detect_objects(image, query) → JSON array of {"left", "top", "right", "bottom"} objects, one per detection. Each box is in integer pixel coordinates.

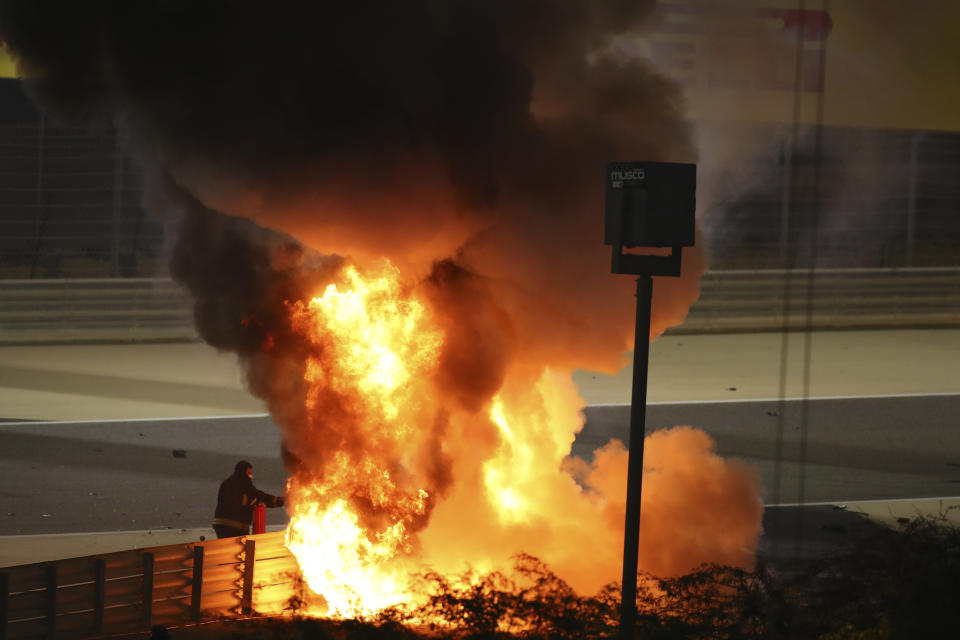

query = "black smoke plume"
[
  {"left": 0, "top": 0, "right": 702, "bottom": 372},
  {"left": 0, "top": 1, "right": 759, "bottom": 595}
]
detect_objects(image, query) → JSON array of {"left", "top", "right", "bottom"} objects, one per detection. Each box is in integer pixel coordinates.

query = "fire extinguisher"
[{"left": 253, "top": 503, "right": 266, "bottom": 535}]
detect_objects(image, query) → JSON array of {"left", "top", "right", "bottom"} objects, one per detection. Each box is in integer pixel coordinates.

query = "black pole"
[
  {"left": 618, "top": 275, "right": 653, "bottom": 639},
  {"left": 191, "top": 545, "right": 204, "bottom": 621},
  {"left": 93, "top": 559, "right": 105, "bottom": 635},
  {"left": 1, "top": 571, "right": 9, "bottom": 640},
  {"left": 142, "top": 552, "right": 155, "bottom": 629},
  {"left": 242, "top": 539, "right": 256, "bottom": 615},
  {"left": 44, "top": 565, "right": 56, "bottom": 640}
]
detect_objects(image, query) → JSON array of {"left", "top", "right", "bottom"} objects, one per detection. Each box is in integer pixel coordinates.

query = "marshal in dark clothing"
[{"left": 213, "top": 460, "right": 285, "bottom": 539}]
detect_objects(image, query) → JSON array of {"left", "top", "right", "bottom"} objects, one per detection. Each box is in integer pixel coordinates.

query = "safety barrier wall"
[
  {"left": 0, "top": 269, "right": 958, "bottom": 344},
  {"left": 674, "top": 267, "right": 960, "bottom": 333},
  {"left": 0, "top": 531, "right": 299, "bottom": 640},
  {"left": 0, "top": 278, "right": 194, "bottom": 344}
]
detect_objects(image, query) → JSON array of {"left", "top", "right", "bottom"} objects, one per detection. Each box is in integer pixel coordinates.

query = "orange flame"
[
  {"left": 276, "top": 257, "right": 763, "bottom": 618},
  {"left": 283, "top": 262, "right": 443, "bottom": 617}
]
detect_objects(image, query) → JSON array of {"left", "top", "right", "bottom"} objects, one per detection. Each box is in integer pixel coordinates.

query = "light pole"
[{"left": 604, "top": 161, "right": 696, "bottom": 639}]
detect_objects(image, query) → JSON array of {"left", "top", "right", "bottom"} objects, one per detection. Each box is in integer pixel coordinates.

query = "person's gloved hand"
[{"left": 277, "top": 497, "right": 285, "bottom": 507}]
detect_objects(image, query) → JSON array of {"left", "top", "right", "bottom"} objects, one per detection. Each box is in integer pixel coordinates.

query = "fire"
[
  {"left": 274, "top": 256, "right": 762, "bottom": 620},
  {"left": 285, "top": 492, "right": 424, "bottom": 616},
  {"left": 0, "top": 0, "right": 767, "bottom": 621},
  {"left": 296, "top": 263, "right": 442, "bottom": 415},
  {"left": 484, "top": 397, "right": 534, "bottom": 524},
  {"left": 283, "top": 261, "right": 443, "bottom": 617}
]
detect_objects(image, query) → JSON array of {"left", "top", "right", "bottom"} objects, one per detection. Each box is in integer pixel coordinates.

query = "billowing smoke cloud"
[
  {"left": 1, "top": 0, "right": 760, "bottom": 598},
  {"left": 0, "top": 1, "right": 702, "bottom": 365}
]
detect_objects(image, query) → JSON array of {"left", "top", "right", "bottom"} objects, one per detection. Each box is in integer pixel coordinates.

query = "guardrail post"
[
  {"left": 1, "top": 571, "right": 9, "bottom": 640},
  {"left": 191, "top": 546, "right": 204, "bottom": 621},
  {"left": 142, "top": 552, "right": 154, "bottom": 629},
  {"left": 241, "top": 540, "right": 256, "bottom": 615},
  {"left": 93, "top": 559, "right": 105, "bottom": 635},
  {"left": 44, "top": 565, "right": 56, "bottom": 640}
]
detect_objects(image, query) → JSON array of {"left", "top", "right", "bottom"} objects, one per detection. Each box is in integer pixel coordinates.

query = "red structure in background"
[{"left": 771, "top": 8, "right": 833, "bottom": 41}]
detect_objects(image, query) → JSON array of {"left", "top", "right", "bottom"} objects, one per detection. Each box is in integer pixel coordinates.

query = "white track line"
[
  {"left": 2, "top": 392, "right": 958, "bottom": 425},
  {"left": 6, "top": 499, "right": 959, "bottom": 539},
  {"left": 766, "top": 496, "right": 960, "bottom": 508},
  {"left": 0, "top": 413, "right": 270, "bottom": 427}
]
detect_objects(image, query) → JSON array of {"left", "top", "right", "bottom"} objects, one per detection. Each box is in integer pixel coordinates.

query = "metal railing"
[
  {"left": 0, "top": 123, "right": 164, "bottom": 279},
  {"left": 675, "top": 267, "right": 960, "bottom": 333},
  {"left": 0, "top": 531, "right": 299, "bottom": 639},
  {"left": 1, "top": 269, "right": 958, "bottom": 345},
  {"left": 0, "top": 278, "right": 194, "bottom": 343}
]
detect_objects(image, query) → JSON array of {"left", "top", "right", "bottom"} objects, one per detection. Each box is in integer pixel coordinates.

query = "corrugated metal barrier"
[
  {"left": 0, "top": 532, "right": 299, "bottom": 639},
  {"left": 0, "top": 279, "right": 194, "bottom": 344},
  {"left": 676, "top": 267, "right": 960, "bottom": 333},
  {"left": 0, "top": 269, "right": 958, "bottom": 344}
]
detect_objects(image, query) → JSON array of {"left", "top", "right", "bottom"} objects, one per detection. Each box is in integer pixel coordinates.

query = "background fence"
[
  {"left": 0, "top": 531, "right": 300, "bottom": 640},
  {"left": 0, "top": 84, "right": 958, "bottom": 341},
  {"left": 675, "top": 267, "right": 960, "bottom": 333},
  {"left": 699, "top": 124, "right": 960, "bottom": 269},
  {"left": 1, "top": 268, "right": 958, "bottom": 344},
  {"left": 0, "top": 118, "right": 959, "bottom": 278},
  {"left": 0, "top": 121, "right": 166, "bottom": 280}
]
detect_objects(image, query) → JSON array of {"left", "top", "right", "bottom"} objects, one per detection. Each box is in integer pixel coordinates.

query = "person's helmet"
[{"left": 235, "top": 460, "right": 253, "bottom": 476}]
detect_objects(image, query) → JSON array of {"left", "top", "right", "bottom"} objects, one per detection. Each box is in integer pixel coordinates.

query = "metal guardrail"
[
  {"left": 674, "top": 267, "right": 960, "bottom": 333},
  {"left": 0, "top": 531, "right": 299, "bottom": 639},
  {"left": 0, "top": 279, "right": 195, "bottom": 344},
  {"left": 0, "top": 269, "right": 958, "bottom": 344}
]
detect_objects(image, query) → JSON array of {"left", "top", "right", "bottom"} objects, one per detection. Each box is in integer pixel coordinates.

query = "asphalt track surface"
[{"left": 1, "top": 394, "right": 958, "bottom": 536}]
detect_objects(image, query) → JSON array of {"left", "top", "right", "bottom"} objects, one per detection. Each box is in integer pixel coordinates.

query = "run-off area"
[{"left": 1, "top": 394, "right": 958, "bottom": 537}]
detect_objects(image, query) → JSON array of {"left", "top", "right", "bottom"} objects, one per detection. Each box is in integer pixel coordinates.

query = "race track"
[{"left": 3, "top": 393, "right": 958, "bottom": 536}]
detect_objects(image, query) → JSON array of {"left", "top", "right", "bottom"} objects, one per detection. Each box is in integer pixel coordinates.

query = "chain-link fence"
[
  {"left": 0, "top": 120, "right": 165, "bottom": 279},
  {"left": 699, "top": 122, "right": 960, "bottom": 269},
  {"left": 0, "top": 119, "right": 958, "bottom": 278}
]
